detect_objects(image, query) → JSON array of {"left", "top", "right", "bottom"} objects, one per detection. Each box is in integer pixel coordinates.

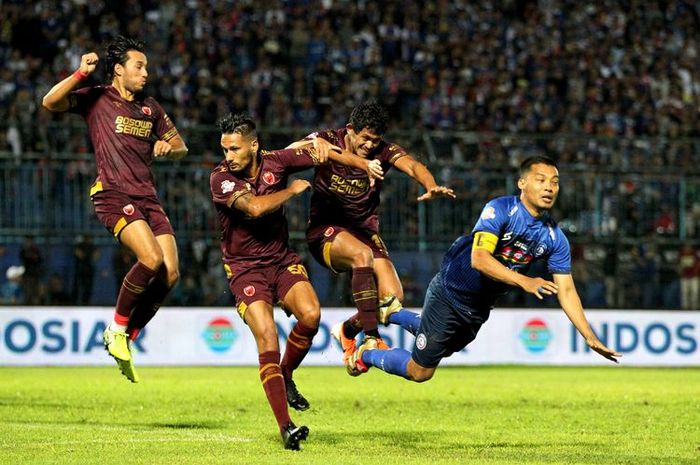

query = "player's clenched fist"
[
  {"left": 153, "top": 140, "right": 173, "bottom": 158},
  {"left": 79, "top": 53, "right": 99, "bottom": 75}
]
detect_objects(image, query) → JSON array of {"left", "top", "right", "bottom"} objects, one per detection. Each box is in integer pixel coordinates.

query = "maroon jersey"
[
  {"left": 306, "top": 128, "right": 407, "bottom": 233},
  {"left": 68, "top": 85, "right": 179, "bottom": 196},
  {"left": 210, "top": 147, "right": 319, "bottom": 267}
]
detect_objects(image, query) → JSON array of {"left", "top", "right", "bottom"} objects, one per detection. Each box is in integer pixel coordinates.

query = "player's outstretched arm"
[
  {"left": 553, "top": 273, "right": 621, "bottom": 363},
  {"left": 229, "top": 179, "right": 311, "bottom": 218},
  {"left": 42, "top": 52, "right": 99, "bottom": 112},
  {"left": 393, "top": 155, "right": 455, "bottom": 201}
]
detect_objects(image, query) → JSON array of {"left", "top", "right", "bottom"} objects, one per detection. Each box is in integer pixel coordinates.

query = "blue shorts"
[{"left": 411, "top": 273, "right": 483, "bottom": 368}]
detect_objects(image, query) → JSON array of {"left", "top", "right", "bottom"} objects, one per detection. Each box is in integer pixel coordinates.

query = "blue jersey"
[{"left": 440, "top": 195, "right": 571, "bottom": 320}]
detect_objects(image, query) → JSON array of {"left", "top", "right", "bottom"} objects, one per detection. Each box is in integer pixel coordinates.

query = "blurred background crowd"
[{"left": 1, "top": 0, "right": 699, "bottom": 310}]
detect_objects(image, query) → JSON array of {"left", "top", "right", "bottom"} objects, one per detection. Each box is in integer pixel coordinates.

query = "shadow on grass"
[{"left": 310, "top": 430, "right": 694, "bottom": 464}]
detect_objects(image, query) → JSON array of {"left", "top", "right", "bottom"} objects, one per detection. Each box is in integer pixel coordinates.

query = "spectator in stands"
[
  {"left": 1, "top": 265, "right": 24, "bottom": 305},
  {"left": 680, "top": 244, "right": 700, "bottom": 310},
  {"left": 19, "top": 235, "right": 43, "bottom": 305},
  {"left": 72, "top": 234, "right": 97, "bottom": 305}
]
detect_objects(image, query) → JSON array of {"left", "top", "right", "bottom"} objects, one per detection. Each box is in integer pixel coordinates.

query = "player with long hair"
[{"left": 42, "top": 36, "right": 188, "bottom": 382}]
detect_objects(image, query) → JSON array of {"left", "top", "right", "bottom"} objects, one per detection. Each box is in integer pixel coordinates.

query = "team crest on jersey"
[
  {"left": 221, "top": 180, "right": 235, "bottom": 194},
  {"left": 122, "top": 204, "right": 135, "bottom": 216},
  {"left": 323, "top": 227, "right": 335, "bottom": 237},
  {"left": 243, "top": 285, "right": 256, "bottom": 297},
  {"left": 262, "top": 171, "right": 276, "bottom": 185},
  {"left": 416, "top": 333, "right": 427, "bottom": 350},
  {"left": 141, "top": 106, "right": 152, "bottom": 116},
  {"left": 535, "top": 244, "right": 546, "bottom": 257},
  {"left": 481, "top": 206, "right": 496, "bottom": 220}
]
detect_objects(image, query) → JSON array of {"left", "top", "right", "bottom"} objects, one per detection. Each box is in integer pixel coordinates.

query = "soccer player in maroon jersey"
[
  {"left": 287, "top": 101, "right": 456, "bottom": 374},
  {"left": 211, "top": 113, "right": 381, "bottom": 450},
  {"left": 42, "top": 36, "right": 188, "bottom": 383}
]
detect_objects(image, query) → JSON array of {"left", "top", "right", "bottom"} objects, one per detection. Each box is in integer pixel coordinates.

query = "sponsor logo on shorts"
[
  {"left": 243, "top": 285, "right": 256, "bottom": 297},
  {"left": 262, "top": 171, "right": 276, "bottom": 185},
  {"left": 416, "top": 333, "right": 427, "bottom": 350},
  {"left": 323, "top": 227, "right": 335, "bottom": 237},
  {"left": 221, "top": 180, "right": 235, "bottom": 194},
  {"left": 520, "top": 318, "right": 551, "bottom": 353},
  {"left": 202, "top": 317, "right": 237, "bottom": 352},
  {"left": 123, "top": 204, "right": 135, "bottom": 216},
  {"left": 141, "top": 106, "right": 152, "bottom": 116}
]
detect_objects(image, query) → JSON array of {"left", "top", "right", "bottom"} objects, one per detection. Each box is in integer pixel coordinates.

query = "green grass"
[{"left": 0, "top": 366, "right": 698, "bottom": 464}]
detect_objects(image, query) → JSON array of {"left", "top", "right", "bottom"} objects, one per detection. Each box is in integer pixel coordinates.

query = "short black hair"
[
  {"left": 349, "top": 100, "right": 389, "bottom": 135},
  {"left": 217, "top": 113, "right": 257, "bottom": 139},
  {"left": 104, "top": 35, "right": 146, "bottom": 82},
  {"left": 520, "top": 156, "right": 558, "bottom": 176}
]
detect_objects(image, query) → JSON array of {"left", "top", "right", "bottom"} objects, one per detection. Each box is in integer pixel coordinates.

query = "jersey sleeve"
[
  {"left": 67, "top": 86, "right": 102, "bottom": 116},
  {"left": 150, "top": 99, "right": 179, "bottom": 142},
  {"left": 210, "top": 169, "right": 250, "bottom": 208},
  {"left": 378, "top": 141, "right": 408, "bottom": 165},
  {"left": 266, "top": 147, "right": 319, "bottom": 174},
  {"left": 547, "top": 228, "right": 572, "bottom": 274},
  {"left": 471, "top": 198, "right": 508, "bottom": 237}
]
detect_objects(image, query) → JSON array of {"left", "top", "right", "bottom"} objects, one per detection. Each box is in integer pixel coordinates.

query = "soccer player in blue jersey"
[{"left": 348, "top": 156, "right": 620, "bottom": 381}]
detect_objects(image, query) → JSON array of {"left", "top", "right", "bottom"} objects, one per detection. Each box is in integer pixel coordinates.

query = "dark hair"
[
  {"left": 217, "top": 113, "right": 257, "bottom": 139},
  {"left": 349, "top": 100, "right": 389, "bottom": 135},
  {"left": 104, "top": 36, "right": 146, "bottom": 81},
  {"left": 520, "top": 156, "right": 558, "bottom": 176}
]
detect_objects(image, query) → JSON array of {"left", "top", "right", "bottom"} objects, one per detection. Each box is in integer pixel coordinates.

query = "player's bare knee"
[
  {"left": 257, "top": 329, "right": 279, "bottom": 351},
  {"left": 297, "top": 306, "right": 320, "bottom": 329},
  {"left": 407, "top": 361, "right": 434, "bottom": 382},
  {"left": 351, "top": 247, "right": 374, "bottom": 268},
  {"left": 166, "top": 268, "right": 179, "bottom": 288},
  {"left": 139, "top": 250, "right": 164, "bottom": 271},
  {"left": 412, "top": 371, "right": 434, "bottom": 383}
]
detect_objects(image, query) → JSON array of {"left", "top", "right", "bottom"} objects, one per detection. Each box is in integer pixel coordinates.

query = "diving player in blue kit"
[{"left": 346, "top": 156, "right": 620, "bottom": 381}]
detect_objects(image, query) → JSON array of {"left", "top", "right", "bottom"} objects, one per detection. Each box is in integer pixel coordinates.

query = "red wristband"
[{"left": 73, "top": 69, "right": 88, "bottom": 81}]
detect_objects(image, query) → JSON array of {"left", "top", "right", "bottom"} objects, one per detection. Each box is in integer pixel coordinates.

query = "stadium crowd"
[{"left": 1, "top": 0, "right": 700, "bottom": 309}]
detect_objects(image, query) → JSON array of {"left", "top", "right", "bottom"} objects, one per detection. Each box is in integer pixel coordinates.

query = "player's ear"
[
  {"left": 250, "top": 137, "right": 259, "bottom": 152},
  {"left": 346, "top": 123, "right": 354, "bottom": 134},
  {"left": 517, "top": 177, "right": 526, "bottom": 189},
  {"left": 114, "top": 63, "right": 123, "bottom": 78}
]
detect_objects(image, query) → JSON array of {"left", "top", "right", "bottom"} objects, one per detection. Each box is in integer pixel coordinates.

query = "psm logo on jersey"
[
  {"left": 221, "top": 180, "right": 235, "bottom": 194},
  {"left": 262, "top": 171, "right": 276, "bottom": 185},
  {"left": 323, "top": 227, "right": 335, "bottom": 237},
  {"left": 520, "top": 318, "right": 551, "bottom": 353},
  {"left": 202, "top": 317, "right": 237, "bottom": 352},
  {"left": 243, "top": 285, "right": 256, "bottom": 297},
  {"left": 141, "top": 106, "right": 152, "bottom": 116},
  {"left": 123, "top": 204, "right": 135, "bottom": 216}
]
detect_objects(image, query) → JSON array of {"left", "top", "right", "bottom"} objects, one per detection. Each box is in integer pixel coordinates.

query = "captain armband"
[{"left": 473, "top": 231, "right": 498, "bottom": 254}]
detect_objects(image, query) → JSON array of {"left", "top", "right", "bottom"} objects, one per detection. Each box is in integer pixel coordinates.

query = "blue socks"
[
  {"left": 388, "top": 309, "right": 421, "bottom": 336},
  {"left": 362, "top": 348, "right": 410, "bottom": 378}
]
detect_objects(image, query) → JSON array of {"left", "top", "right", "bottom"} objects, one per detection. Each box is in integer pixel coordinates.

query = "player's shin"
[
  {"left": 114, "top": 261, "right": 157, "bottom": 330},
  {"left": 389, "top": 309, "right": 421, "bottom": 336},
  {"left": 127, "top": 273, "right": 172, "bottom": 339},
  {"left": 280, "top": 321, "right": 318, "bottom": 379},
  {"left": 351, "top": 266, "right": 380, "bottom": 338},
  {"left": 362, "top": 348, "right": 411, "bottom": 379},
  {"left": 258, "top": 351, "right": 292, "bottom": 430}
]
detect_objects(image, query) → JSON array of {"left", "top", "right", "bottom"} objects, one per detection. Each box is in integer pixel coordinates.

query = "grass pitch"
[{"left": 0, "top": 365, "right": 698, "bottom": 465}]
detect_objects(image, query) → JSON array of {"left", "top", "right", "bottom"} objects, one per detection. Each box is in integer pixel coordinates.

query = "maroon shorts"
[
  {"left": 306, "top": 224, "right": 389, "bottom": 273},
  {"left": 91, "top": 189, "right": 175, "bottom": 238},
  {"left": 225, "top": 249, "right": 310, "bottom": 320}
]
